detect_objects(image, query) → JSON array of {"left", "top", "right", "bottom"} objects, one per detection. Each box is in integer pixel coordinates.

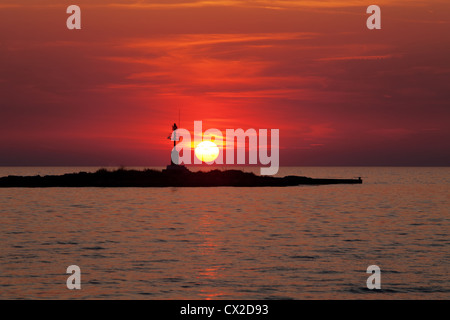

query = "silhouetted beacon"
[{"left": 164, "top": 123, "right": 189, "bottom": 173}]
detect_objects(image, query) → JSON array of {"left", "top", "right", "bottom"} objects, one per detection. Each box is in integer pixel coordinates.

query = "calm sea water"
[{"left": 0, "top": 167, "right": 448, "bottom": 299}]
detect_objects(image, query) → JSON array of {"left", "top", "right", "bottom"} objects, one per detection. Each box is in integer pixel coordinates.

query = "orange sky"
[{"left": 0, "top": 0, "right": 449, "bottom": 166}]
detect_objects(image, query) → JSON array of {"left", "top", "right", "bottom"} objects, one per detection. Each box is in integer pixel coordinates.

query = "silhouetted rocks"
[{"left": 0, "top": 168, "right": 363, "bottom": 188}]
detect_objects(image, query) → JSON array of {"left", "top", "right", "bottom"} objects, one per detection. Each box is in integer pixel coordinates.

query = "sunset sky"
[{"left": 0, "top": 0, "right": 449, "bottom": 166}]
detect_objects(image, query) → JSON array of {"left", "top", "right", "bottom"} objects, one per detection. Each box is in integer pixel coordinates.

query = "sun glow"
[{"left": 195, "top": 141, "right": 220, "bottom": 163}]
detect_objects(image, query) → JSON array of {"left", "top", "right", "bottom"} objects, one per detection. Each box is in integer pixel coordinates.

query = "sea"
[{"left": 0, "top": 167, "right": 448, "bottom": 299}]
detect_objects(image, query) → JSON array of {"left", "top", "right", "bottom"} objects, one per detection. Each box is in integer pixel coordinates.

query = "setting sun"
[{"left": 195, "top": 141, "right": 220, "bottom": 163}]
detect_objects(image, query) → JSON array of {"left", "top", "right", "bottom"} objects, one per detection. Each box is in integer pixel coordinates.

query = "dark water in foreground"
[{"left": 0, "top": 167, "right": 448, "bottom": 299}]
